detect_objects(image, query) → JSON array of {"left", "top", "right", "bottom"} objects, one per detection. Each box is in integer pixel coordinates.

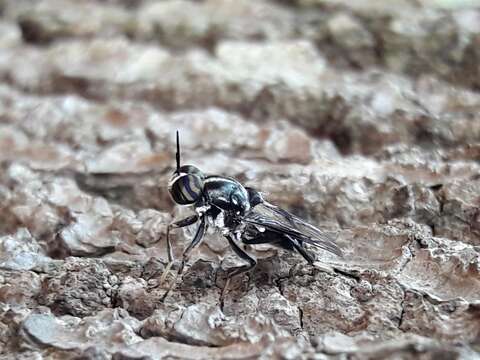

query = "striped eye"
[{"left": 168, "top": 173, "right": 204, "bottom": 205}]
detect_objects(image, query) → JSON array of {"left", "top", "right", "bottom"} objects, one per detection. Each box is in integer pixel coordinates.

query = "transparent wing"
[{"left": 243, "top": 202, "right": 343, "bottom": 257}]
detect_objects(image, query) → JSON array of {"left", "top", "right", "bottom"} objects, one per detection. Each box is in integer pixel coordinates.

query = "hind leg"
[
  {"left": 283, "top": 235, "right": 336, "bottom": 277},
  {"left": 287, "top": 236, "right": 315, "bottom": 264},
  {"left": 286, "top": 235, "right": 341, "bottom": 276}
]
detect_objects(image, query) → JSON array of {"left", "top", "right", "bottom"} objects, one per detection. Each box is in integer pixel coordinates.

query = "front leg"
[
  {"left": 220, "top": 234, "right": 257, "bottom": 309},
  {"left": 166, "top": 215, "right": 199, "bottom": 263},
  {"left": 161, "top": 216, "right": 207, "bottom": 302},
  {"left": 160, "top": 215, "right": 198, "bottom": 284}
]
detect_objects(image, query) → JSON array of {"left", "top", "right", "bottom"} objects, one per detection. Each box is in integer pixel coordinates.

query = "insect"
[{"left": 161, "top": 131, "right": 343, "bottom": 305}]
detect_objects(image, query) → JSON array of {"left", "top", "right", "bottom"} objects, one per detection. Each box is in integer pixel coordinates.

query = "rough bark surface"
[{"left": 0, "top": 0, "right": 479, "bottom": 359}]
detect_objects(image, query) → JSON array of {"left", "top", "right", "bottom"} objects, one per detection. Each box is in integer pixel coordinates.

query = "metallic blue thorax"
[{"left": 202, "top": 176, "right": 250, "bottom": 215}]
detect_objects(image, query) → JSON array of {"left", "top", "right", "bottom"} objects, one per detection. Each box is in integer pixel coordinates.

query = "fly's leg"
[
  {"left": 160, "top": 215, "right": 198, "bottom": 284},
  {"left": 176, "top": 217, "right": 208, "bottom": 276},
  {"left": 287, "top": 235, "right": 342, "bottom": 276},
  {"left": 161, "top": 217, "right": 206, "bottom": 302},
  {"left": 287, "top": 236, "right": 315, "bottom": 277},
  {"left": 288, "top": 236, "right": 315, "bottom": 265},
  {"left": 220, "top": 235, "right": 257, "bottom": 310}
]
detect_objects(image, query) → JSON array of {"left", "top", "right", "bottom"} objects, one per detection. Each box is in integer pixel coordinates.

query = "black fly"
[{"left": 161, "top": 131, "right": 343, "bottom": 305}]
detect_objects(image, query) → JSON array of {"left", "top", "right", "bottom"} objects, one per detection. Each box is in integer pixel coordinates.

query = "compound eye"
[
  {"left": 168, "top": 173, "right": 203, "bottom": 205},
  {"left": 179, "top": 165, "right": 204, "bottom": 178}
]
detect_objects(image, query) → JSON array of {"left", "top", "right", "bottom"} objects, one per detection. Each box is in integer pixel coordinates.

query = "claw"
[
  {"left": 160, "top": 272, "right": 178, "bottom": 302},
  {"left": 219, "top": 277, "right": 231, "bottom": 310},
  {"left": 160, "top": 261, "right": 175, "bottom": 284},
  {"left": 160, "top": 260, "right": 184, "bottom": 302}
]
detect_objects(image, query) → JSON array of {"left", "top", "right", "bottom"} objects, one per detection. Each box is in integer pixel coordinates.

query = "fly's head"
[
  {"left": 168, "top": 131, "right": 205, "bottom": 205},
  {"left": 168, "top": 164, "right": 205, "bottom": 205}
]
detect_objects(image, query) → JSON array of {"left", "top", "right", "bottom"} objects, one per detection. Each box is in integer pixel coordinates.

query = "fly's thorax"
[{"left": 203, "top": 176, "right": 251, "bottom": 215}]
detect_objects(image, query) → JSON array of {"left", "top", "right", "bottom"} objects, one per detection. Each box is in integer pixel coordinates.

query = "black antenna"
[{"left": 176, "top": 130, "right": 181, "bottom": 173}]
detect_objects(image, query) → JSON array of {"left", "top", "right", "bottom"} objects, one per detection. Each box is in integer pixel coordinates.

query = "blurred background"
[
  {"left": 1, "top": 0, "right": 479, "bottom": 238},
  {"left": 1, "top": 0, "right": 480, "bottom": 358}
]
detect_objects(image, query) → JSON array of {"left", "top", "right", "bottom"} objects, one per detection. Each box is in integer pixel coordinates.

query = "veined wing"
[{"left": 243, "top": 202, "right": 343, "bottom": 257}]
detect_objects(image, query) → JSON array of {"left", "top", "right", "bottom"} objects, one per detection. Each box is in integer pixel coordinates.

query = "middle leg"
[{"left": 220, "top": 235, "right": 257, "bottom": 308}]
